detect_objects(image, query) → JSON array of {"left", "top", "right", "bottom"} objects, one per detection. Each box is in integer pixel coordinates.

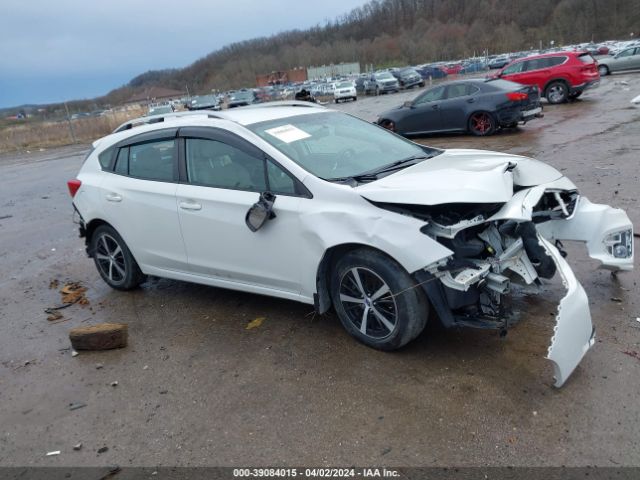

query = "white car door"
[
  {"left": 99, "top": 129, "right": 189, "bottom": 272},
  {"left": 175, "top": 128, "right": 308, "bottom": 293}
]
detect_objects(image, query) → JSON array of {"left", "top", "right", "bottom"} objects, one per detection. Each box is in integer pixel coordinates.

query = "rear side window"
[
  {"left": 446, "top": 84, "right": 469, "bottom": 99},
  {"left": 524, "top": 58, "right": 549, "bottom": 71},
  {"left": 128, "top": 140, "right": 176, "bottom": 181},
  {"left": 114, "top": 147, "right": 129, "bottom": 175}
]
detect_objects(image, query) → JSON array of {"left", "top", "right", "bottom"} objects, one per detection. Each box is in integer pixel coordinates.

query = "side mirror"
[
  {"left": 245, "top": 192, "right": 277, "bottom": 232},
  {"left": 403, "top": 100, "right": 413, "bottom": 108}
]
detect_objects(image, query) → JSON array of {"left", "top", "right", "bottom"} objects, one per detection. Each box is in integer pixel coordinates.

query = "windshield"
[
  {"left": 375, "top": 72, "right": 394, "bottom": 80},
  {"left": 337, "top": 82, "right": 353, "bottom": 88},
  {"left": 247, "top": 111, "right": 440, "bottom": 181}
]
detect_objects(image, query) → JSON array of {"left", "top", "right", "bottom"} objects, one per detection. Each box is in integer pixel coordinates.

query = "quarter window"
[
  {"left": 128, "top": 140, "right": 176, "bottom": 181},
  {"left": 114, "top": 147, "right": 129, "bottom": 175}
]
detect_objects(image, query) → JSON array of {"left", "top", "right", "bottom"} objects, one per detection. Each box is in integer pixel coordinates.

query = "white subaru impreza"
[{"left": 68, "top": 101, "right": 634, "bottom": 386}]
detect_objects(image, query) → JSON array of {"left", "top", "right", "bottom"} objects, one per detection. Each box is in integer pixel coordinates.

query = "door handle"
[
  {"left": 432, "top": 104, "right": 439, "bottom": 109},
  {"left": 106, "top": 193, "right": 122, "bottom": 202},
  {"left": 179, "top": 201, "right": 202, "bottom": 211},
  {"left": 466, "top": 98, "right": 475, "bottom": 103}
]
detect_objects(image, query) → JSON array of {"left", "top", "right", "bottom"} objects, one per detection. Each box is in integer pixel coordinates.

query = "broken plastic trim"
[{"left": 538, "top": 235, "right": 595, "bottom": 387}]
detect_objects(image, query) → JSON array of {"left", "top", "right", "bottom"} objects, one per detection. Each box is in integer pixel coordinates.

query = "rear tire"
[
  {"left": 545, "top": 81, "right": 569, "bottom": 104},
  {"left": 468, "top": 111, "right": 496, "bottom": 136},
  {"left": 330, "top": 248, "right": 428, "bottom": 350},
  {"left": 90, "top": 225, "right": 145, "bottom": 291},
  {"left": 598, "top": 65, "right": 609, "bottom": 76}
]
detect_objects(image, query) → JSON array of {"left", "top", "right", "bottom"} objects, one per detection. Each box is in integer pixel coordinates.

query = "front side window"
[
  {"left": 128, "top": 140, "right": 176, "bottom": 181},
  {"left": 617, "top": 48, "right": 634, "bottom": 58},
  {"left": 186, "top": 138, "right": 266, "bottom": 191},
  {"left": 248, "top": 111, "right": 439, "bottom": 181},
  {"left": 415, "top": 85, "right": 446, "bottom": 104},
  {"left": 502, "top": 61, "right": 525, "bottom": 75}
]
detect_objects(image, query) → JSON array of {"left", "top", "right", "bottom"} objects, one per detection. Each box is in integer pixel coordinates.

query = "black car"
[
  {"left": 228, "top": 90, "right": 258, "bottom": 108},
  {"left": 376, "top": 79, "right": 542, "bottom": 137},
  {"left": 488, "top": 57, "right": 511, "bottom": 69},
  {"left": 391, "top": 67, "right": 425, "bottom": 89},
  {"left": 415, "top": 65, "right": 447, "bottom": 79}
]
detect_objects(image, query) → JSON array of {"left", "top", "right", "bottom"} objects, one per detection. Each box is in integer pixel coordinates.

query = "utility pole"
[{"left": 63, "top": 102, "right": 77, "bottom": 144}]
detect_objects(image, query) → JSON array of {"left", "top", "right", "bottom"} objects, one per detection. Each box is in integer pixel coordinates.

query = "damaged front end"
[{"left": 376, "top": 187, "right": 633, "bottom": 387}]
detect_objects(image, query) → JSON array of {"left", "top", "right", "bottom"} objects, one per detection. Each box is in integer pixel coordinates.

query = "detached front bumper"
[
  {"left": 537, "top": 196, "right": 634, "bottom": 271},
  {"left": 539, "top": 236, "right": 596, "bottom": 387}
]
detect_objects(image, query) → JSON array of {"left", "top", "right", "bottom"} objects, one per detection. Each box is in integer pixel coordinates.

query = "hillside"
[{"left": 7, "top": 0, "right": 640, "bottom": 115}]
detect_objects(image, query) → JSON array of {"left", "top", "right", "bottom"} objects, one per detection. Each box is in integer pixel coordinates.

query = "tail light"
[
  {"left": 506, "top": 92, "right": 528, "bottom": 102},
  {"left": 67, "top": 179, "right": 82, "bottom": 198}
]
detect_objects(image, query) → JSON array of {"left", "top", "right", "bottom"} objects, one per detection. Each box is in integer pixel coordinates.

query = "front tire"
[
  {"left": 330, "top": 248, "right": 429, "bottom": 350},
  {"left": 90, "top": 225, "right": 145, "bottom": 291},
  {"left": 545, "top": 81, "right": 569, "bottom": 104}
]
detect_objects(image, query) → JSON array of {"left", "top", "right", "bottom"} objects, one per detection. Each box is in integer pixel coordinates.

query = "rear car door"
[
  {"left": 175, "top": 127, "right": 307, "bottom": 293},
  {"left": 438, "top": 83, "right": 478, "bottom": 131},
  {"left": 401, "top": 85, "right": 446, "bottom": 134},
  {"left": 99, "top": 129, "right": 189, "bottom": 272}
]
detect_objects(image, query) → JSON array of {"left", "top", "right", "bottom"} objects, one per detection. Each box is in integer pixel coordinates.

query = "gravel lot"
[{"left": 0, "top": 73, "right": 639, "bottom": 468}]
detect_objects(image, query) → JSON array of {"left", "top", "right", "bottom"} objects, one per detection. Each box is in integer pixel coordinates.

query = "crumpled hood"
[{"left": 356, "top": 149, "right": 564, "bottom": 205}]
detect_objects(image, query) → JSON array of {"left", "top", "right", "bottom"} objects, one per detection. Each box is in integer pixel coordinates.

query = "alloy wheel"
[
  {"left": 469, "top": 112, "right": 493, "bottom": 135},
  {"left": 338, "top": 267, "right": 398, "bottom": 339},
  {"left": 95, "top": 233, "right": 127, "bottom": 283},
  {"left": 547, "top": 84, "right": 566, "bottom": 103}
]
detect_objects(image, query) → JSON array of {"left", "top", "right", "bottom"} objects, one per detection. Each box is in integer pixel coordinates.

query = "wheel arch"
[
  {"left": 314, "top": 243, "right": 406, "bottom": 314},
  {"left": 542, "top": 77, "right": 570, "bottom": 96}
]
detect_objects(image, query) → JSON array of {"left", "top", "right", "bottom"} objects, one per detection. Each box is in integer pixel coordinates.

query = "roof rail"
[
  {"left": 237, "top": 100, "right": 325, "bottom": 110},
  {"left": 112, "top": 110, "right": 223, "bottom": 133}
]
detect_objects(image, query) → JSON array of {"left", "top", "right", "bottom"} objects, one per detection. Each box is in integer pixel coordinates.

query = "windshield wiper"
[{"left": 326, "top": 153, "right": 435, "bottom": 184}]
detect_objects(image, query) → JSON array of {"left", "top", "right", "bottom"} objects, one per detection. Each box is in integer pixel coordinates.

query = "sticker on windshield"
[{"left": 265, "top": 124, "right": 311, "bottom": 144}]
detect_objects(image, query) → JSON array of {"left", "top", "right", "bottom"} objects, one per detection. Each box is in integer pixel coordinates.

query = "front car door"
[
  {"left": 175, "top": 127, "right": 308, "bottom": 294},
  {"left": 400, "top": 85, "right": 446, "bottom": 135},
  {"left": 99, "top": 129, "right": 189, "bottom": 272},
  {"left": 499, "top": 60, "right": 527, "bottom": 85}
]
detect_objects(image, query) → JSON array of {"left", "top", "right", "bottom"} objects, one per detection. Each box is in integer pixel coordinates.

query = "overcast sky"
[{"left": 0, "top": 0, "right": 367, "bottom": 108}]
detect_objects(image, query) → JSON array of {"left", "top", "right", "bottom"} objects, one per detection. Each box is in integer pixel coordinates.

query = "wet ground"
[{"left": 0, "top": 74, "right": 639, "bottom": 468}]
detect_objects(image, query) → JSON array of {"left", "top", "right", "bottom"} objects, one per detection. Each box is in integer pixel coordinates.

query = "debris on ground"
[
  {"left": 71, "top": 350, "right": 79, "bottom": 357},
  {"left": 44, "top": 281, "right": 90, "bottom": 320},
  {"left": 97, "top": 446, "right": 109, "bottom": 454},
  {"left": 73, "top": 443, "right": 83, "bottom": 451},
  {"left": 49, "top": 279, "right": 59, "bottom": 289},
  {"left": 143, "top": 365, "right": 149, "bottom": 370},
  {"left": 46, "top": 450, "right": 61, "bottom": 456},
  {"left": 96, "top": 363, "right": 104, "bottom": 369},
  {"left": 60, "top": 282, "right": 89, "bottom": 305},
  {"left": 68, "top": 402, "right": 87, "bottom": 411},
  {"left": 69, "top": 323, "right": 128, "bottom": 351},
  {"left": 611, "top": 297, "right": 623, "bottom": 302},
  {"left": 110, "top": 381, "right": 118, "bottom": 387},
  {"left": 47, "top": 311, "right": 64, "bottom": 321},
  {"left": 246, "top": 316, "right": 265, "bottom": 330},
  {"left": 622, "top": 350, "right": 640, "bottom": 361},
  {"left": 0, "top": 214, "right": 13, "bottom": 220}
]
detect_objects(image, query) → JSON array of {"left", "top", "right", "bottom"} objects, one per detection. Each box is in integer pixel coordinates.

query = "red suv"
[{"left": 491, "top": 51, "right": 599, "bottom": 104}]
